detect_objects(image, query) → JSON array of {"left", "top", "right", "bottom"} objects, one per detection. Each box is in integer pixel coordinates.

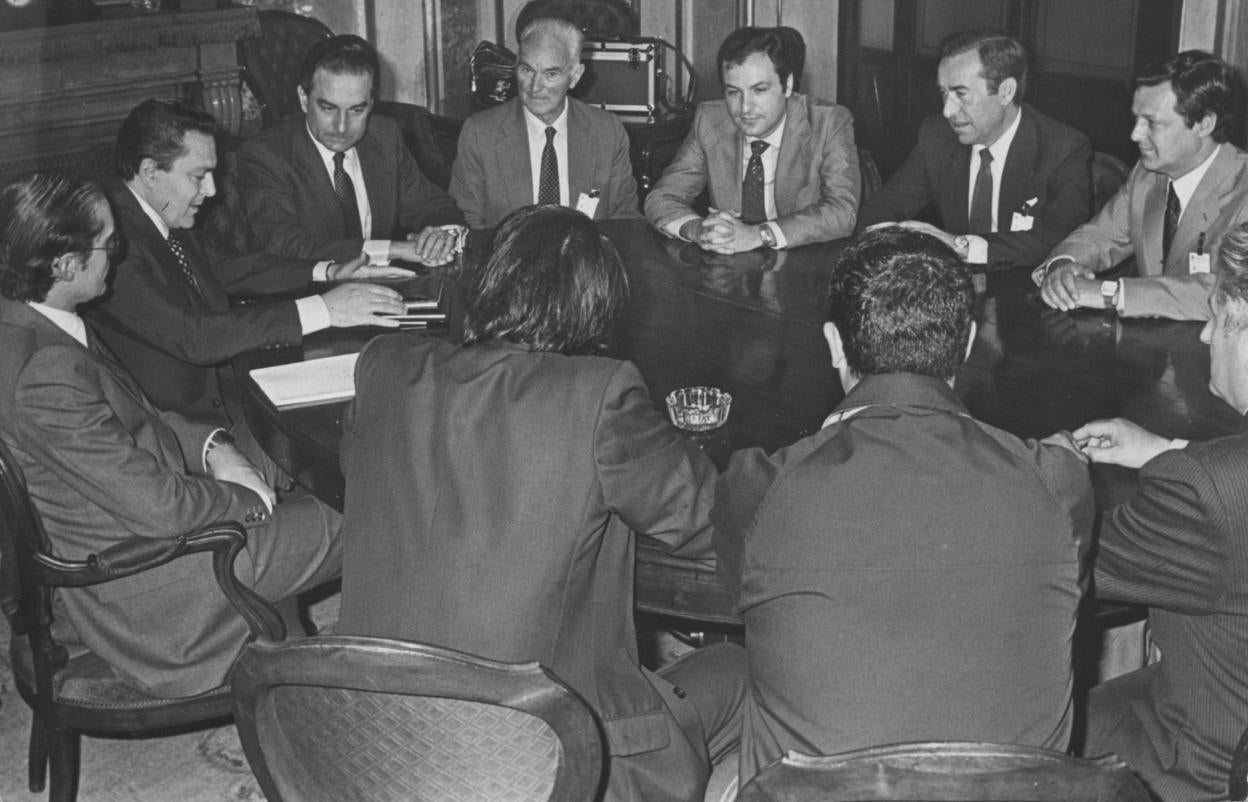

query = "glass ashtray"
[{"left": 666, "top": 386, "right": 732, "bottom": 432}]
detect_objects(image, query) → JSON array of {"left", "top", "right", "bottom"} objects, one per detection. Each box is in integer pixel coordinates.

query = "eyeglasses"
[{"left": 86, "top": 236, "right": 124, "bottom": 261}]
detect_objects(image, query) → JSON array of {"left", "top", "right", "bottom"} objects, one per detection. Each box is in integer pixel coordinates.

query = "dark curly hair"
[{"left": 0, "top": 172, "right": 107, "bottom": 304}]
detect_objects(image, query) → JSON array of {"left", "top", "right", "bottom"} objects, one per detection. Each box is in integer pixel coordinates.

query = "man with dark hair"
[
  {"left": 238, "top": 34, "right": 463, "bottom": 263},
  {"left": 644, "top": 26, "right": 860, "bottom": 252},
  {"left": 858, "top": 29, "right": 1091, "bottom": 270},
  {"left": 0, "top": 171, "right": 341, "bottom": 698},
  {"left": 1072, "top": 221, "right": 1248, "bottom": 800},
  {"left": 449, "top": 16, "right": 640, "bottom": 229},
  {"left": 338, "top": 204, "right": 745, "bottom": 802},
  {"left": 1039, "top": 50, "right": 1248, "bottom": 319},
  {"left": 90, "top": 98, "right": 408, "bottom": 426},
  {"left": 714, "top": 227, "right": 1093, "bottom": 789}
]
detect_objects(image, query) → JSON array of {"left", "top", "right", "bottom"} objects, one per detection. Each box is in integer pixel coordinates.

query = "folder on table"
[{"left": 250, "top": 353, "right": 358, "bottom": 409}]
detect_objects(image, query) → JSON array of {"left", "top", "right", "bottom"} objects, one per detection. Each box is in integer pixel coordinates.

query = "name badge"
[
  {"left": 1189, "top": 252, "right": 1211, "bottom": 274},
  {"left": 1010, "top": 212, "right": 1034, "bottom": 232},
  {"left": 576, "top": 192, "right": 601, "bottom": 219}
]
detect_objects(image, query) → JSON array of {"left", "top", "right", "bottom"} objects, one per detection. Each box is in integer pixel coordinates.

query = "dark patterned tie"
[
  {"left": 967, "top": 148, "right": 994, "bottom": 234},
  {"left": 333, "top": 151, "right": 363, "bottom": 239},
  {"left": 537, "top": 126, "right": 559, "bottom": 206},
  {"left": 1163, "top": 182, "right": 1181, "bottom": 264},
  {"left": 166, "top": 231, "right": 207, "bottom": 304},
  {"left": 741, "top": 140, "right": 769, "bottom": 225}
]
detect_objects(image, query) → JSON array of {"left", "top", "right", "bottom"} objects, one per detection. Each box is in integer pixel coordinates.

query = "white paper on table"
[{"left": 250, "top": 353, "right": 359, "bottom": 409}]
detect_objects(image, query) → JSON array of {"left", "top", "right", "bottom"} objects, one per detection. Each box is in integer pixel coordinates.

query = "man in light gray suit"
[
  {"left": 644, "top": 26, "right": 860, "bottom": 253},
  {"left": 449, "top": 16, "right": 640, "bottom": 229}
]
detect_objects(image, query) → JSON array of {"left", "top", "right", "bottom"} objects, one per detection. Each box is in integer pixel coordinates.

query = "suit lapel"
[
  {"left": 176, "top": 233, "right": 229, "bottom": 310},
  {"left": 707, "top": 112, "right": 743, "bottom": 212},
  {"left": 941, "top": 141, "right": 972, "bottom": 233},
  {"left": 355, "top": 127, "right": 390, "bottom": 237},
  {"left": 774, "top": 97, "right": 811, "bottom": 217},
  {"left": 111, "top": 187, "right": 221, "bottom": 310},
  {"left": 294, "top": 125, "right": 347, "bottom": 238},
  {"left": 996, "top": 108, "right": 1038, "bottom": 229},
  {"left": 1168, "top": 145, "right": 1239, "bottom": 275},
  {"left": 566, "top": 99, "right": 592, "bottom": 211},
  {"left": 506, "top": 100, "right": 535, "bottom": 209}
]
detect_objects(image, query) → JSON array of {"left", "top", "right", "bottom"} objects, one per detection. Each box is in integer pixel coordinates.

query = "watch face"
[{"left": 6, "top": 0, "right": 35, "bottom": 7}]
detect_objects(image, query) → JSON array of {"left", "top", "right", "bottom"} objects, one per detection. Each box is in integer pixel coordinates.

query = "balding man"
[{"left": 449, "top": 17, "right": 640, "bottom": 229}]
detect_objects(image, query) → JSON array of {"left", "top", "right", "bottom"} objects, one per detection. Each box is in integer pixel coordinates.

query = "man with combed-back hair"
[
  {"left": 1038, "top": 50, "right": 1248, "bottom": 319},
  {"left": 857, "top": 28, "right": 1091, "bottom": 271},
  {"left": 450, "top": 16, "right": 640, "bottom": 229},
  {"left": 1073, "top": 221, "right": 1248, "bottom": 800},
  {"left": 713, "top": 226, "right": 1093, "bottom": 790}
]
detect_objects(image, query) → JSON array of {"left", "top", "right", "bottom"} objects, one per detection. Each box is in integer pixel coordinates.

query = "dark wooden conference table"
[{"left": 235, "top": 219, "right": 1248, "bottom": 631}]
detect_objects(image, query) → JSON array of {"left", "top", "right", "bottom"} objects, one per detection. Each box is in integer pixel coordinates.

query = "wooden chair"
[
  {"left": 736, "top": 741, "right": 1151, "bottom": 801},
  {"left": 374, "top": 100, "right": 463, "bottom": 192},
  {"left": 231, "top": 635, "right": 606, "bottom": 802},
  {"left": 237, "top": 9, "right": 334, "bottom": 127},
  {"left": 0, "top": 437, "right": 285, "bottom": 802}
]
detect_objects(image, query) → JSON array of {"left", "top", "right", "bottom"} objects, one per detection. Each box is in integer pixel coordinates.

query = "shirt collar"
[
  {"left": 523, "top": 101, "right": 570, "bottom": 139},
  {"left": 747, "top": 114, "right": 787, "bottom": 153},
  {"left": 27, "top": 301, "right": 87, "bottom": 347},
  {"left": 1171, "top": 144, "right": 1222, "bottom": 207},
  {"left": 822, "top": 372, "right": 968, "bottom": 428},
  {"left": 981, "top": 105, "right": 1023, "bottom": 162},
  {"left": 126, "top": 183, "right": 170, "bottom": 239},
  {"left": 305, "top": 123, "right": 359, "bottom": 173}
]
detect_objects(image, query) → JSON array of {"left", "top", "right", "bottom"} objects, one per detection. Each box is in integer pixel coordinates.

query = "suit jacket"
[
  {"left": 0, "top": 298, "right": 273, "bottom": 697},
  {"left": 644, "top": 93, "right": 860, "bottom": 247},
  {"left": 86, "top": 183, "right": 308, "bottom": 424},
  {"left": 1093, "top": 434, "right": 1248, "bottom": 800},
  {"left": 238, "top": 114, "right": 464, "bottom": 261},
  {"left": 714, "top": 373, "right": 1093, "bottom": 787},
  {"left": 1041, "top": 143, "right": 1248, "bottom": 319},
  {"left": 337, "top": 336, "right": 718, "bottom": 802},
  {"left": 449, "top": 96, "right": 641, "bottom": 229},
  {"left": 857, "top": 105, "right": 1092, "bottom": 268}
]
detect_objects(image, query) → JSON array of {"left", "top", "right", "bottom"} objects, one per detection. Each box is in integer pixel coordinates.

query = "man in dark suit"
[
  {"left": 1038, "top": 51, "right": 1248, "bottom": 320},
  {"left": 449, "top": 16, "right": 640, "bottom": 229},
  {"left": 337, "top": 206, "right": 745, "bottom": 802},
  {"left": 857, "top": 29, "right": 1092, "bottom": 270},
  {"left": 238, "top": 35, "right": 464, "bottom": 264},
  {"left": 0, "top": 172, "right": 341, "bottom": 698},
  {"left": 1072, "top": 223, "right": 1248, "bottom": 800},
  {"left": 645, "top": 26, "right": 860, "bottom": 253},
  {"left": 713, "top": 228, "right": 1093, "bottom": 790},
  {"left": 87, "top": 99, "right": 407, "bottom": 427}
]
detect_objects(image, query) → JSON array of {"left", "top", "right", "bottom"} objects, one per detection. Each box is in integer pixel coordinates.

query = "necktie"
[
  {"left": 967, "top": 148, "right": 994, "bottom": 234},
  {"left": 741, "top": 140, "right": 769, "bottom": 225},
  {"left": 166, "top": 232, "right": 207, "bottom": 304},
  {"left": 537, "top": 126, "right": 559, "bottom": 206},
  {"left": 1163, "top": 182, "right": 1181, "bottom": 264},
  {"left": 333, "top": 151, "right": 363, "bottom": 239}
]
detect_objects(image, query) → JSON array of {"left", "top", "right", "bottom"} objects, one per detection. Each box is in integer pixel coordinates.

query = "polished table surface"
[{"left": 235, "top": 220, "right": 1248, "bottom": 628}]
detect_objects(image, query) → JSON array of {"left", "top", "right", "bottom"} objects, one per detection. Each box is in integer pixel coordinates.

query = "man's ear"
[
  {"left": 783, "top": 73, "right": 794, "bottom": 97},
  {"left": 136, "top": 156, "right": 161, "bottom": 188},
  {"left": 50, "top": 253, "right": 81, "bottom": 283},
  {"left": 569, "top": 62, "right": 585, "bottom": 90},
  {"left": 1193, "top": 112, "right": 1217, "bottom": 139},
  {"left": 824, "top": 322, "right": 845, "bottom": 368},
  {"left": 297, "top": 84, "right": 309, "bottom": 115},
  {"left": 996, "top": 76, "right": 1017, "bottom": 106}
]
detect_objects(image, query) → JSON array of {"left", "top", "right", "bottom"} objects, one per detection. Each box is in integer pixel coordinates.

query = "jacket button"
[
  {"left": 672, "top": 686, "right": 687, "bottom": 699},
  {"left": 212, "top": 399, "right": 221, "bottom": 408}
]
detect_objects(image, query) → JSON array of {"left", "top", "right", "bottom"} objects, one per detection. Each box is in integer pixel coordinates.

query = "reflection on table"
[{"left": 235, "top": 220, "right": 1248, "bottom": 629}]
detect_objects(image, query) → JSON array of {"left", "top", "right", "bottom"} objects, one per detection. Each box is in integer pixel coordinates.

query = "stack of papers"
[
  {"left": 384, "top": 285, "right": 446, "bottom": 329},
  {"left": 251, "top": 353, "right": 358, "bottom": 409}
]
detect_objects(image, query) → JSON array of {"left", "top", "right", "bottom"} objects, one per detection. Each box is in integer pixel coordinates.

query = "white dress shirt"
[
  {"left": 524, "top": 102, "right": 571, "bottom": 207},
  {"left": 961, "top": 106, "right": 1023, "bottom": 264}
]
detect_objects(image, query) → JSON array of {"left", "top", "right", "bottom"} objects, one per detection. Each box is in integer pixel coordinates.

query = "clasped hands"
[
  {"left": 681, "top": 210, "right": 766, "bottom": 255},
  {"left": 1039, "top": 260, "right": 1104, "bottom": 311},
  {"left": 205, "top": 441, "right": 275, "bottom": 510}
]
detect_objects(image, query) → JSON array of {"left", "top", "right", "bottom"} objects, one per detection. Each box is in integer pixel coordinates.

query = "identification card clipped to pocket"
[
  {"left": 576, "top": 191, "right": 601, "bottom": 219},
  {"left": 1010, "top": 212, "right": 1034, "bottom": 232},
  {"left": 1189, "top": 252, "right": 1211, "bottom": 274}
]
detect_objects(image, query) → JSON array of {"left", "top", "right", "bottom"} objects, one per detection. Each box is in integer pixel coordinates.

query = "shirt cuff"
[
  {"left": 364, "top": 240, "right": 391, "bottom": 265},
  {"left": 1116, "top": 280, "right": 1127, "bottom": 314},
  {"left": 1170, "top": 438, "right": 1190, "bottom": 451},
  {"left": 202, "top": 428, "right": 226, "bottom": 473},
  {"left": 766, "top": 221, "right": 788, "bottom": 250},
  {"left": 665, "top": 215, "right": 701, "bottom": 241},
  {"left": 295, "top": 295, "right": 331, "bottom": 335},
  {"left": 965, "top": 235, "right": 988, "bottom": 264},
  {"left": 312, "top": 261, "right": 332, "bottom": 282},
  {"left": 1031, "top": 254, "right": 1076, "bottom": 286}
]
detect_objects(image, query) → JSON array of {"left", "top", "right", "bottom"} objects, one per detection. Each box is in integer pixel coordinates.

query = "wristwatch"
[
  {"left": 757, "top": 224, "right": 777, "bottom": 249},
  {"left": 1100, "top": 280, "right": 1120, "bottom": 310}
]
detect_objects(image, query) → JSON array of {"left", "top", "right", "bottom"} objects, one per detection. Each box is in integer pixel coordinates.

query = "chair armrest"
[{"left": 33, "top": 522, "right": 285, "bottom": 641}]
